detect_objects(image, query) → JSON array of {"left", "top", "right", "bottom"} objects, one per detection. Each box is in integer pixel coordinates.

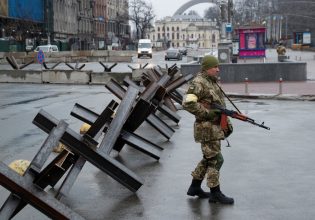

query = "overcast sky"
[{"left": 150, "top": 1, "right": 216, "bottom": 20}]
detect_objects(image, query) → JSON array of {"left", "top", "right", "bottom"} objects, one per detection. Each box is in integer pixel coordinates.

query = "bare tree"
[
  {"left": 129, "top": 0, "right": 155, "bottom": 40},
  {"left": 204, "top": 5, "right": 220, "bottom": 22}
]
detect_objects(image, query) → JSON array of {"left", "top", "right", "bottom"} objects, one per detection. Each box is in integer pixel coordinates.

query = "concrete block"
[
  {"left": 107, "top": 56, "right": 133, "bottom": 62},
  {"left": 91, "top": 72, "right": 131, "bottom": 84},
  {"left": 181, "top": 62, "right": 307, "bottom": 82},
  {"left": 0, "top": 70, "right": 42, "bottom": 83},
  {"left": 42, "top": 70, "right": 91, "bottom": 84}
]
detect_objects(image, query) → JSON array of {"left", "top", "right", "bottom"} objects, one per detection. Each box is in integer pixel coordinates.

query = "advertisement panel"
[
  {"left": 303, "top": 32, "right": 311, "bottom": 45},
  {"left": 0, "top": 0, "right": 8, "bottom": 17},
  {"left": 8, "top": 0, "right": 44, "bottom": 22}
]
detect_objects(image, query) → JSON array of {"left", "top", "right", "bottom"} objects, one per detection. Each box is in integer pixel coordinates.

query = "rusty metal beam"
[
  {"left": 33, "top": 109, "right": 144, "bottom": 192},
  {"left": 0, "top": 162, "right": 85, "bottom": 220},
  {"left": 71, "top": 102, "right": 162, "bottom": 159}
]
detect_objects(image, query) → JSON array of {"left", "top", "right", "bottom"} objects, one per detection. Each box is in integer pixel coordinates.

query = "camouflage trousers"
[{"left": 191, "top": 140, "right": 223, "bottom": 188}]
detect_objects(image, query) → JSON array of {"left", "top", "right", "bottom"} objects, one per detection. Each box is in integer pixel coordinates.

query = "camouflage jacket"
[
  {"left": 277, "top": 45, "right": 286, "bottom": 55},
  {"left": 183, "top": 71, "right": 232, "bottom": 142}
]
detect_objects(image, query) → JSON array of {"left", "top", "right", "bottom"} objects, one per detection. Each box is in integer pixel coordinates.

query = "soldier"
[
  {"left": 183, "top": 55, "right": 234, "bottom": 204},
  {"left": 276, "top": 42, "right": 286, "bottom": 56}
]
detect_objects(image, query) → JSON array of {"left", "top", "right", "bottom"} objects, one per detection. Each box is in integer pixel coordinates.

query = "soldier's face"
[{"left": 206, "top": 66, "right": 219, "bottom": 77}]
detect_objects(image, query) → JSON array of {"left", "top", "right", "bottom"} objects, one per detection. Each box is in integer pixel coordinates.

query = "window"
[
  {"left": 172, "top": 27, "right": 174, "bottom": 31},
  {"left": 177, "top": 33, "right": 179, "bottom": 39},
  {"left": 158, "top": 27, "right": 160, "bottom": 31},
  {"left": 177, "top": 26, "right": 179, "bottom": 31}
]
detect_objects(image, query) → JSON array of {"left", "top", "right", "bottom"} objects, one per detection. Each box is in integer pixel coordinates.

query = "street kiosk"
[{"left": 236, "top": 26, "right": 266, "bottom": 58}]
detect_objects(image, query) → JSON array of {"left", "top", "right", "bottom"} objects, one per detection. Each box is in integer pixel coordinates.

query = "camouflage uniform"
[
  {"left": 183, "top": 71, "right": 232, "bottom": 188},
  {"left": 277, "top": 45, "right": 286, "bottom": 55}
]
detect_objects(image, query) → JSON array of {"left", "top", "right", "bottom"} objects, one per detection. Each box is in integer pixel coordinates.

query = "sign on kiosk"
[{"left": 303, "top": 32, "right": 311, "bottom": 44}]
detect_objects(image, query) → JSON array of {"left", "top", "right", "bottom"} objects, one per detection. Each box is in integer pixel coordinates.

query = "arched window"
[
  {"left": 172, "top": 27, "right": 174, "bottom": 31},
  {"left": 177, "top": 26, "right": 179, "bottom": 31},
  {"left": 212, "top": 34, "right": 216, "bottom": 43},
  {"left": 158, "top": 27, "right": 160, "bottom": 31}
]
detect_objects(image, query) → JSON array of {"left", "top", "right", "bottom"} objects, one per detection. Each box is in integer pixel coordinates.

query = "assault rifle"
[{"left": 212, "top": 103, "right": 270, "bottom": 130}]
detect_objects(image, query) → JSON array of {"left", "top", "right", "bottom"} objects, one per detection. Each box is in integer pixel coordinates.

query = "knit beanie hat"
[{"left": 201, "top": 55, "right": 219, "bottom": 71}]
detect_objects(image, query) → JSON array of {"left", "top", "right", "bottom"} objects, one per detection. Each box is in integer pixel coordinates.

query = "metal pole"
[
  {"left": 245, "top": 77, "right": 249, "bottom": 94},
  {"left": 285, "top": 15, "right": 288, "bottom": 39},
  {"left": 278, "top": 77, "right": 283, "bottom": 95}
]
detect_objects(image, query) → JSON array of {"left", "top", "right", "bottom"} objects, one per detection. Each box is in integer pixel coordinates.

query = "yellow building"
[{"left": 148, "top": 14, "right": 220, "bottom": 49}]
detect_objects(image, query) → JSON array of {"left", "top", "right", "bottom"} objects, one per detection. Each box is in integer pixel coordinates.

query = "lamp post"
[
  {"left": 163, "top": 21, "right": 166, "bottom": 49},
  {"left": 90, "top": 0, "right": 96, "bottom": 49}
]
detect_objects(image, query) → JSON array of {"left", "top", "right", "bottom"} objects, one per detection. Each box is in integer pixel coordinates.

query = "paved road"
[{"left": 0, "top": 84, "right": 315, "bottom": 220}]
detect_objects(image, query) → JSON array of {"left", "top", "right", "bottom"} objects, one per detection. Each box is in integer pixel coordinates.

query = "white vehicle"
[
  {"left": 137, "top": 39, "right": 152, "bottom": 58},
  {"left": 204, "top": 48, "right": 218, "bottom": 57},
  {"left": 34, "top": 45, "right": 59, "bottom": 52}
]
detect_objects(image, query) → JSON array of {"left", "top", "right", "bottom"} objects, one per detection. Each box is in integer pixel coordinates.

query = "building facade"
[
  {"left": 149, "top": 14, "right": 220, "bottom": 49},
  {"left": 106, "top": 0, "right": 130, "bottom": 48},
  {"left": 50, "top": 0, "right": 78, "bottom": 50},
  {"left": 0, "top": 0, "right": 130, "bottom": 51},
  {"left": 94, "top": 0, "right": 107, "bottom": 49}
]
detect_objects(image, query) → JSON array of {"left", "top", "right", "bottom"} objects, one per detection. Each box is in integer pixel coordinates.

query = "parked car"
[
  {"left": 34, "top": 45, "right": 59, "bottom": 52},
  {"left": 165, "top": 48, "right": 182, "bottom": 61},
  {"left": 178, "top": 47, "right": 187, "bottom": 56}
]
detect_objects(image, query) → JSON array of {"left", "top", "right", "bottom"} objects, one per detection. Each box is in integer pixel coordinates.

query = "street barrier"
[
  {"left": 181, "top": 62, "right": 307, "bottom": 82},
  {"left": 0, "top": 63, "right": 191, "bottom": 219}
]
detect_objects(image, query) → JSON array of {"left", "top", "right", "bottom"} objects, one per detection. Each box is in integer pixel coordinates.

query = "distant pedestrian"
[{"left": 182, "top": 55, "right": 234, "bottom": 204}]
